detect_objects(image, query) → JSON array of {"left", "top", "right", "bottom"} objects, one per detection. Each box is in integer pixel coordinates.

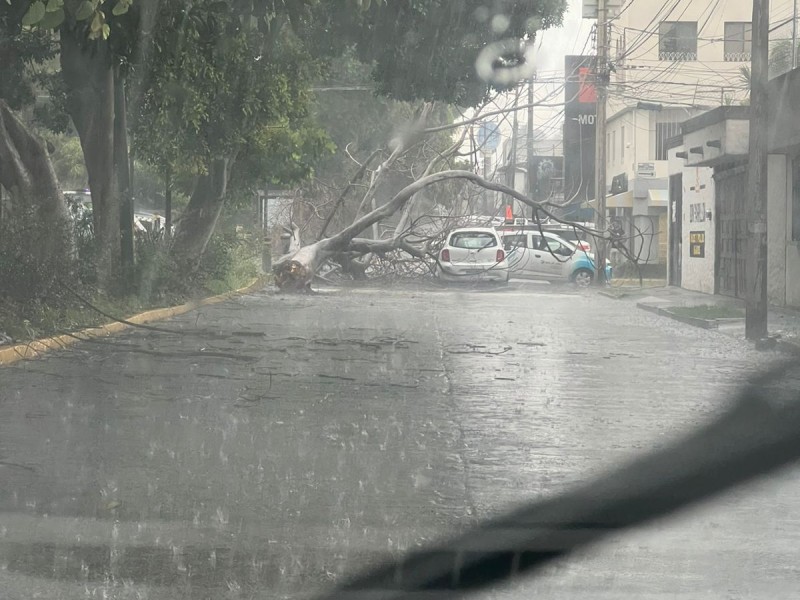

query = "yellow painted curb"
[{"left": 0, "top": 277, "right": 267, "bottom": 367}]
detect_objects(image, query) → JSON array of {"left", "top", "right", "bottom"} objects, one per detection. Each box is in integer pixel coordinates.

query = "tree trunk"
[
  {"left": 115, "top": 67, "right": 134, "bottom": 287},
  {"left": 171, "top": 157, "right": 232, "bottom": 263},
  {"left": 60, "top": 27, "right": 119, "bottom": 291},
  {"left": 0, "top": 100, "right": 71, "bottom": 290},
  {"left": 0, "top": 101, "right": 69, "bottom": 220}
]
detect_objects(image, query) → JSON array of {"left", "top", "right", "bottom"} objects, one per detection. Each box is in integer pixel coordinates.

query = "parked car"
[
  {"left": 499, "top": 223, "right": 593, "bottom": 253},
  {"left": 436, "top": 228, "right": 509, "bottom": 284},
  {"left": 500, "top": 230, "right": 611, "bottom": 286}
]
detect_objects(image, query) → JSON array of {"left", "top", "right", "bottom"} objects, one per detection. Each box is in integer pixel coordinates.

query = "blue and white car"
[{"left": 499, "top": 230, "right": 612, "bottom": 286}]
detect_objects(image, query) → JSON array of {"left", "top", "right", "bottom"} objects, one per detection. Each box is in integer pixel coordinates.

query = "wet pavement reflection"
[{"left": 0, "top": 283, "right": 792, "bottom": 599}]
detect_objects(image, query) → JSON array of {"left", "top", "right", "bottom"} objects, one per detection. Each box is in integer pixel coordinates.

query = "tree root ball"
[{"left": 274, "top": 260, "right": 314, "bottom": 292}]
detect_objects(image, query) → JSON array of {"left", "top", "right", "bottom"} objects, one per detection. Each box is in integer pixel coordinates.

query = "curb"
[
  {"left": 636, "top": 302, "right": 719, "bottom": 329},
  {"left": 598, "top": 290, "right": 624, "bottom": 299},
  {"left": 0, "top": 277, "right": 267, "bottom": 367}
]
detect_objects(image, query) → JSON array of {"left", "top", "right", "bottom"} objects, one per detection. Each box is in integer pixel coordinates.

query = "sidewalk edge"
[
  {"left": 635, "top": 302, "right": 719, "bottom": 329},
  {"left": 0, "top": 277, "right": 267, "bottom": 367}
]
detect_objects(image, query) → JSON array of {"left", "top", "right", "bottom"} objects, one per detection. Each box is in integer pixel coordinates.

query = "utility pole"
[
  {"left": 594, "top": 0, "right": 609, "bottom": 284},
  {"left": 506, "top": 87, "right": 520, "bottom": 221},
  {"left": 793, "top": 0, "right": 798, "bottom": 69},
  {"left": 527, "top": 72, "right": 536, "bottom": 220},
  {"left": 745, "top": 0, "right": 769, "bottom": 339}
]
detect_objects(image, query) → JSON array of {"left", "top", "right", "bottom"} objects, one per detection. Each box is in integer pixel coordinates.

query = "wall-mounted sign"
[
  {"left": 477, "top": 121, "right": 501, "bottom": 153},
  {"left": 689, "top": 231, "right": 705, "bottom": 258},
  {"left": 637, "top": 162, "right": 656, "bottom": 177},
  {"left": 689, "top": 202, "right": 706, "bottom": 222}
]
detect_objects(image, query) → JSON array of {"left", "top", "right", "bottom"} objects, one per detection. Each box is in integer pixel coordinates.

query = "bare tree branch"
[{"left": 317, "top": 148, "right": 382, "bottom": 241}]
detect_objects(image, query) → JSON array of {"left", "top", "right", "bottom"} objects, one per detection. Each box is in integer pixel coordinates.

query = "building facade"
[
  {"left": 599, "top": 0, "right": 793, "bottom": 269},
  {"left": 667, "top": 66, "right": 800, "bottom": 308}
]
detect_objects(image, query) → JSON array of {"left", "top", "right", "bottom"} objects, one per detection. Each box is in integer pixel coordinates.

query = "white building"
[
  {"left": 600, "top": 0, "right": 793, "bottom": 268},
  {"left": 666, "top": 65, "right": 800, "bottom": 308}
]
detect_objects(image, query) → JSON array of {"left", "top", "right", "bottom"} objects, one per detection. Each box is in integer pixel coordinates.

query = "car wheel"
[{"left": 572, "top": 268, "right": 594, "bottom": 287}]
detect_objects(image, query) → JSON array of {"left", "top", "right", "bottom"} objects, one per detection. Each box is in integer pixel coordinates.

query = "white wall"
[
  {"left": 764, "top": 153, "right": 800, "bottom": 309},
  {"left": 680, "top": 166, "right": 715, "bottom": 294},
  {"left": 768, "top": 154, "right": 788, "bottom": 306}
]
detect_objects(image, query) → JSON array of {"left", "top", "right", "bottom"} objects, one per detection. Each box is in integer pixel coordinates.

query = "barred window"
[
  {"left": 724, "top": 22, "right": 752, "bottom": 62},
  {"left": 659, "top": 22, "right": 697, "bottom": 61}
]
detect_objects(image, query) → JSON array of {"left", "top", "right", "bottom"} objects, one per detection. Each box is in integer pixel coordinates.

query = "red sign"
[
  {"left": 505, "top": 205, "right": 513, "bottom": 221},
  {"left": 578, "top": 67, "right": 597, "bottom": 103}
]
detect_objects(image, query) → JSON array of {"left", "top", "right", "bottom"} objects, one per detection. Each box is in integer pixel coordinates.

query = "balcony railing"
[
  {"left": 659, "top": 50, "right": 697, "bottom": 61},
  {"left": 724, "top": 51, "right": 751, "bottom": 62}
]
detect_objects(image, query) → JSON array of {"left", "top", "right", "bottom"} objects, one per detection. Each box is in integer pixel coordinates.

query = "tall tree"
[
  {"left": 0, "top": 3, "right": 72, "bottom": 296},
  {"left": 13, "top": 0, "right": 145, "bottom": 289},
  {"left": 131, "top": 0, "right": 330, "bottom": 263}
]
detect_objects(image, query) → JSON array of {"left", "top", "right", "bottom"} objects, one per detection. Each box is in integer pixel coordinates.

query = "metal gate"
[{"left": 714, "top": 165, "right": 748, "bottom": 298}]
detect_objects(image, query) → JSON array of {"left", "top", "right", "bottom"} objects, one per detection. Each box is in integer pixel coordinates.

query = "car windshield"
[
  {"left": 1, "top": 1, "right": 796, "bottom": 599},
  {"left": 450, "top": 232, "right": 498, "bottom": 249}
]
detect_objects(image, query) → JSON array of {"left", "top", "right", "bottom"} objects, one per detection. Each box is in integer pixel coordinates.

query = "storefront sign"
[
  {"left": 637, "top": 162, "right": 656, "bottom": 177},
  {"left": 689, "top": 231, "right": 705, "bottom": 258}
]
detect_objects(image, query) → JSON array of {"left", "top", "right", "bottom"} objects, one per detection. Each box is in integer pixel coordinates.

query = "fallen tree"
[
  {"left": 274, "top": 88, "right": 651, "bottom": 291},
  {"left": 273, "top": 169, "right": 612, "bottom": 290}
]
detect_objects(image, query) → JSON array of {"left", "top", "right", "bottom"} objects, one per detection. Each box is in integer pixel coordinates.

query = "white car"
[
  {"left": 436, "top": 228, "right": 510, "bottom": 283},
  {"left": 500, "top": 230, "right": 612, "bottom": 286}
]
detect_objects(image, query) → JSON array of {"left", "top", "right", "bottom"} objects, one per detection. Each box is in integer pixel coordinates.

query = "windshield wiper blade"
[{"left": 320, "top": 360, "right": 800, "bottom": 599}]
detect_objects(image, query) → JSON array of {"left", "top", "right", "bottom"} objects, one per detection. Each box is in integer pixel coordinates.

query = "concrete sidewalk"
[{"left": 601, "top": 283, "right": 800, "bottom": 352}]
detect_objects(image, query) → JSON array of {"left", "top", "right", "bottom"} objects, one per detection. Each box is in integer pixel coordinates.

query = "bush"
[
  {"left": 0, "top": 206, "right": 76, "bottom": 304},
  {"left": 132, "top": 223, "right": 258, "bottom": 305}
]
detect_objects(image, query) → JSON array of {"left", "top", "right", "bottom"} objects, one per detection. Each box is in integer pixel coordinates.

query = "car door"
[
  {"left": 502, "top": 233, "right": 532, "bottom": 278},
  {"left": 531, "top": 235, "right": 570, "bottom": 279}
]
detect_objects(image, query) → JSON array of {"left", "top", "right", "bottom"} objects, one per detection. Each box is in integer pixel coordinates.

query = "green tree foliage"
[
  {"left": 130, "top": 0, "right": 333, "bottom": 260},
  {"left": 0, "top": 1, "right": 57, "bottom": 108},
  {"left": 310, "top": 0, "right": 566, "bottom": 107},
  {"left": 769, "top": 39, "right": 800, "bottom": 78},
  {"left": 132, "top": 0, "right": 329, "bottom": 188}
]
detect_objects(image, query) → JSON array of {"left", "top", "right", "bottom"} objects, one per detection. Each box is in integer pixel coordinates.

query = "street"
[{"left": 0, "top": 282, "right": 798, "bottom": 599}]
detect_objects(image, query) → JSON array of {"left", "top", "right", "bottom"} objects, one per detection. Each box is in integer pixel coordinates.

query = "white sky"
[
  {"left": 534, "top": 0, "right": 596, "bottom": 73},
  {"left": 458, "top": 0, "right": 595, "bottom": 158}
]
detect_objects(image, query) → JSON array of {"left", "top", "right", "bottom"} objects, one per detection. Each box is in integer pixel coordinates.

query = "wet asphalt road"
[{"left": 0, "top": 282, "right": 799, "bottom": 599}]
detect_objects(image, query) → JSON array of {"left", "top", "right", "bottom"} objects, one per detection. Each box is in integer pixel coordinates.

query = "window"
[
  {"left": 502, "top": 234, "right": 529, "bottom": 251},
  {"left": 724, "top": 22, "right": 752, "bottom": 62},
  {"left": 659, "top": 22, "right": 697, "bottom": 61},
  {"left": 449, "top": 232, "right": 497, "bottom": 249},
  {"left": 655, "top": 122, "right": 681, "bottom": 160},
  {"left": 531, "top": 235, "right": 546, "bottom": 250},
  {"left": 544, "top": 239, "right": 570, "bottom": 255},
  {"left": 621, "top": 126, "right": 625, "bottom": 161}
]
